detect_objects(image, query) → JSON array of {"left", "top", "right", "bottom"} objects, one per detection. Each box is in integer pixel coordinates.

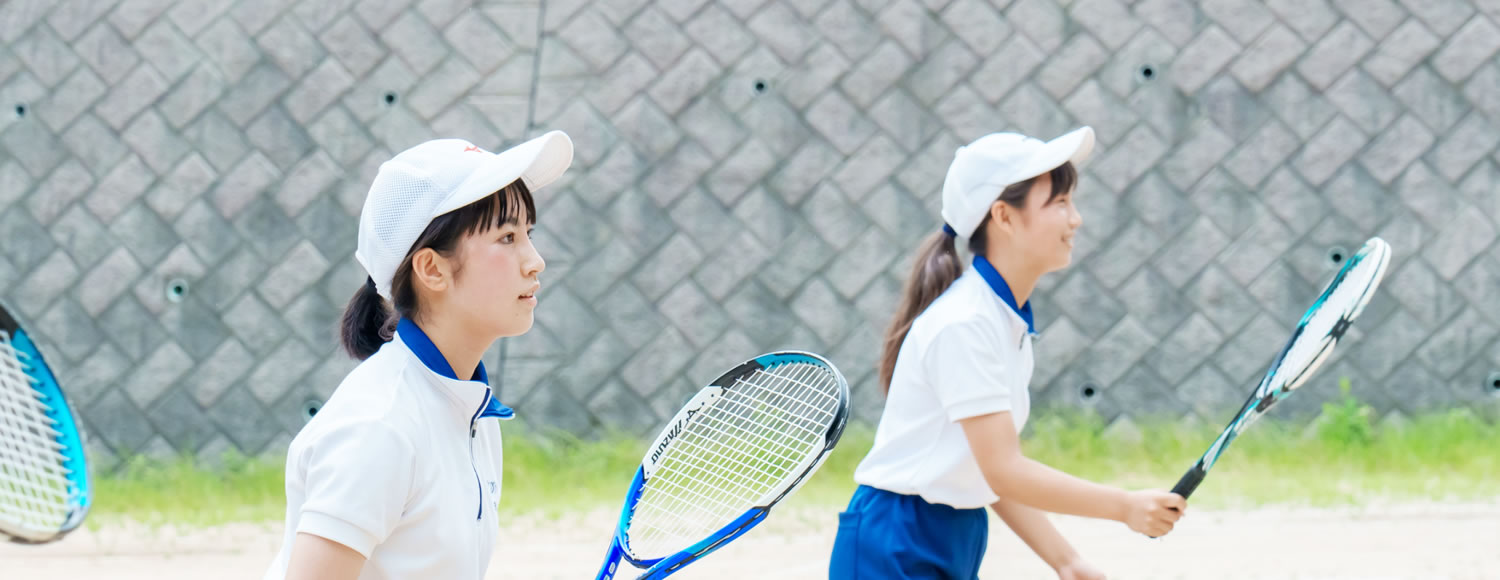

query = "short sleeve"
[
  {"left": 921, "top": 320, "right": 1015, "bottom": 422},
  {"left": 295, "top": 422, "right": 415, "bottom": 557}
]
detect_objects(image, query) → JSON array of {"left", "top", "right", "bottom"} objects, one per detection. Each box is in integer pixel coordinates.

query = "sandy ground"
[{"left": 4, "top": 500, "right": 1497, "bottom": 579}]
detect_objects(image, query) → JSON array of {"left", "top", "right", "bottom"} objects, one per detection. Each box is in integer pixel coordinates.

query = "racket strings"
[
  {"left": 627, "top": 361, "right": 840, "bottom": 559},
  {"left": 0, "top": 339, "right": 68, "bottom": 458},
  {"left": 1272, "top": 253, "right": 1383, "bottom": 396},
  {"left": 630, "top": 377, "right": 829, "bottom": 554},
  {"left": 679, "top": 381, "right": 831, "bottom": 470},
  {"left": 631, "top": 369, "right": 822, "bottom": 547},
  {"left": 0, "top": 356, "right": 65, "bottom": 451},
  {"left": 0, "top": 330, "right": 73, "bottom": 537}
]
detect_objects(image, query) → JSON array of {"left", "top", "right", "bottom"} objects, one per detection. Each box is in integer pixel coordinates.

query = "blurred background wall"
[{"left": 1, "top": 0, "right": 1497, "bottom": 468}]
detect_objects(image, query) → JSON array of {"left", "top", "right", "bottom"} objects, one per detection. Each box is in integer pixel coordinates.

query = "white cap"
[
  {"left": 940, "top": 127, "right": 1095, "bottom": 238},
  {"left": 355, "top": 131, "right": 574, "bottom": 299}
]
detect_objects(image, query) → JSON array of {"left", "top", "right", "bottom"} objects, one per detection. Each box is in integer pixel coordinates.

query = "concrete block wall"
[{"left": 0, "top": 0, "right": 1497, "bottom": 466}]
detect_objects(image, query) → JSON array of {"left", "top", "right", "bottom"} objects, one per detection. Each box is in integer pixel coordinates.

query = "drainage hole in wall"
[
  {"left": 165, "top": 279, "right": 189, "bottom": 303},
  {"left": 1327, "top": 246, "right": 1348, "bottom": 265},
  {"left": 303, "top": 398, "right": 323, "bottom": 421}
]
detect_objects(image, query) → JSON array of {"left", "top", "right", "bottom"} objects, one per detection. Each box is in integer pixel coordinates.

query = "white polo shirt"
[
  {"left": 854, "top": 256, "right": 1035, "bottom": 509},
  {"left": 264, "top": 319, "right": 514, "bottom": 580}
]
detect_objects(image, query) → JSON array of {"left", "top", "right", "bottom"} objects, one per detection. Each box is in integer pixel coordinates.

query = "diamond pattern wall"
[{"left": 1, "top": 0, "right": 1498, "bottom": 468}]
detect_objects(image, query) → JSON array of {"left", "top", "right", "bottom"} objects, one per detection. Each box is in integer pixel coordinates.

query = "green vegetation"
[
  {"left": 1020, "top": 400, "right": 1499, "bottom": 509},
  {"left": 88, "top": 451, "right": 284, "bottom": 529},
  {"left": 86, "top": 382, "right": 1499, "bottom": 527}
]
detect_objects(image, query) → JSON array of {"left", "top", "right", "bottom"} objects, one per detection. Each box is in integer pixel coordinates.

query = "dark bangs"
[
  {"left": 388, "top": 180, "right": 537, "bottom": 315},
  {"left": 447, "top": 179, "right": 537, "bottom": 238},
  {"left": 1045, "top": 161, "right": 1078, "bottom": 203}
]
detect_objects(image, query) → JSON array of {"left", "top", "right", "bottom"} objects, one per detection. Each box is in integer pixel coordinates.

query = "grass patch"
[
  {"left": 89, "top": 384, "right": 1500, "bottom": 526},
  {"left": 1020, "top": 380, "right": 1500, "bottom": 508},
  {"left": 88, "top": 452, "right": 285, "bottom": 529},
  {"left": 1023, "top": 411, "right": 1500, "bottom": 509},
  {"left": 497, "top": 428, "right": 649, "bottom": 518}
]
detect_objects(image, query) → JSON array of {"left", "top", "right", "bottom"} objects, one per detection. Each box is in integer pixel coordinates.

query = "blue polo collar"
[
  {"left": 972, "top": 256, "right": 1036, "bottom": 336},
  {"left": 396, "top": 318, "right": 515, "bottom": 420}
]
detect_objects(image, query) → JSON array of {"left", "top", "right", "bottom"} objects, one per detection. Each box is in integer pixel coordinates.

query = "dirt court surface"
[{"left": 5, "top": 500, "right": 1496, "bottom": 579}]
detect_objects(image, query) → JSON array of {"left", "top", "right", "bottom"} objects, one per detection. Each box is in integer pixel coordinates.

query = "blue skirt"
[{"left": 829, "top": 485, "right": 988, "bottom": 579}]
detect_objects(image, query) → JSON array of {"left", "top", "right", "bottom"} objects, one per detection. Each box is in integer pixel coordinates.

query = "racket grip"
[
  {"left": 1169, "top": 463, "right": 1206, "bottom": 502},
  {"left": 1147, "top": 463, "right": 1206, "bottom": 540}
]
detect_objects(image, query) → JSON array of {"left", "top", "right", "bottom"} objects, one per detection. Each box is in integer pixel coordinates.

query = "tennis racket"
[
  {"left": 0, "top": 300, "right": 91, "bottom": 544},
  {"left": 1170, "top": 237, "right": 1391, "bottom": 501},
  {"left": 595, "top": 351, "right": 850, "bottom": 579}
]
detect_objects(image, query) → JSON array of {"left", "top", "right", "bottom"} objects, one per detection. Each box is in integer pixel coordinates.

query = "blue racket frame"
[
  {"left": 1, "top": 303, "right": 92, "bottom": 544},
  {"left": 596, "top": 351, "right": 848, "bottom": 580}
]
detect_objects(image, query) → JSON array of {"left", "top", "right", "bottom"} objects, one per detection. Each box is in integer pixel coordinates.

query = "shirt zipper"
[{"left": 469, "top": 388, "right": 490, "bottom": 521}]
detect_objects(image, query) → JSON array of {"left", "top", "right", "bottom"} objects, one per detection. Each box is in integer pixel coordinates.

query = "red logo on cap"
[{"left": 463, "top": 145, "right": 482, "bottom": 153}]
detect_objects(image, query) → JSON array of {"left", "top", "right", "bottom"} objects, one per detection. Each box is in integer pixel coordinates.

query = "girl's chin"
[{"left": 494, "top": 314, "right": 536, "bottom": 338}]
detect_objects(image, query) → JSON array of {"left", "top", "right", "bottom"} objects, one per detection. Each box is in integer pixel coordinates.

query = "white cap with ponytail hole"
[{"left": 940, "top": 127, "right": 1095, "bottom": 239}]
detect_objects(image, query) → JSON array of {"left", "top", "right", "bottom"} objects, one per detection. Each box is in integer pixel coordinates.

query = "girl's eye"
[{"left": 501, "top": 233, "right": 514, "bottom": 243}]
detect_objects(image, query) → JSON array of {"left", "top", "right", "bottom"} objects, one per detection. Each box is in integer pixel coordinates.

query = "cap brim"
[
  {"left": 434, "top": 130, "right": 575, "bottom": 216},
  {"left": 1016, "top": 126, "right": 1095, "bottom": 183}
]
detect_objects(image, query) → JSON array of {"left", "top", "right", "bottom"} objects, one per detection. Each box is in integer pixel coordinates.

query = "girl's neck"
[
  {"left": 981, "top": 241, "right": 1044, "bottom": 306},
  {"left": 411, "top": 313, "right": 490, "bottom": 382}
]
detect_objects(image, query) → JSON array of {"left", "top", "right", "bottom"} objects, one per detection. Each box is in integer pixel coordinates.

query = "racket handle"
[
  {"left": 1169, "top": 463, "right": 1206, "bottom": 502},
  {"left": 1148, "top": 463, "right": 1205, "bottom": 540}
]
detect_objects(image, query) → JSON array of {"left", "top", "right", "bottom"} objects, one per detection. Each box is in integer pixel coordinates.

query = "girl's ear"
[
  {"left": 410, "top": 248, "right": 452, "bottom": 294},
  {"left": 988, "top": 200, "right": 1012, "bottom": 236}
]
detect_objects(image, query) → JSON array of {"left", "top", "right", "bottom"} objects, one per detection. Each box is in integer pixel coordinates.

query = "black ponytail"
[
  {"left": 878, "top": 232, "right": 963, "bottom": 392},
  {"left": 340, "top": 276, "right": 395, "bottom": 360}
]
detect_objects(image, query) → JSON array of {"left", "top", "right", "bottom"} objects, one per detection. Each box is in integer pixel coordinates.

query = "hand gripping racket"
[
  {"left": 1170, "top": 237, "right": 1391, "bottom": 501},
  {"left": 0, "top": 300, "right": 91, "bottom": 544},
  {"left": 595, "top": 351, "right": 850, "bottom": 579}
]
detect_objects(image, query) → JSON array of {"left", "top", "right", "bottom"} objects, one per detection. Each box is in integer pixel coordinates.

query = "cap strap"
[{"left": 941, "top": 224, "right": 958, "bottom": 238}]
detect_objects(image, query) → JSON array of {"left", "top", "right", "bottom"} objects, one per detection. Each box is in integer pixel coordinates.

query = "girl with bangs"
[
  {"left": 265, "top": 132, "right": 574, "bottom": 580},
  {"left": 829, "top": 128, "right": 1185, "bottom": 579}
]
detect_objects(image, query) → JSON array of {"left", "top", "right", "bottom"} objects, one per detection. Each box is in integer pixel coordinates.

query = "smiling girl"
[{"left": 829, "top": 128, "right": 1185, "bottom": 579}]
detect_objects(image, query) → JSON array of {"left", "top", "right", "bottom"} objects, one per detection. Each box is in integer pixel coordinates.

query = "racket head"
[
  {"left": 1253, "top": 237, "right": 1391, "bottom": 405},
  {"left": 1192, "top": 237, "right": 1392, "bottom": 477},
  {"left": 614, "top": 351, "right": 849, "bottom": 567},
  {"left": 0, "top": 301, "right": 91, "bottom": 544}
]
